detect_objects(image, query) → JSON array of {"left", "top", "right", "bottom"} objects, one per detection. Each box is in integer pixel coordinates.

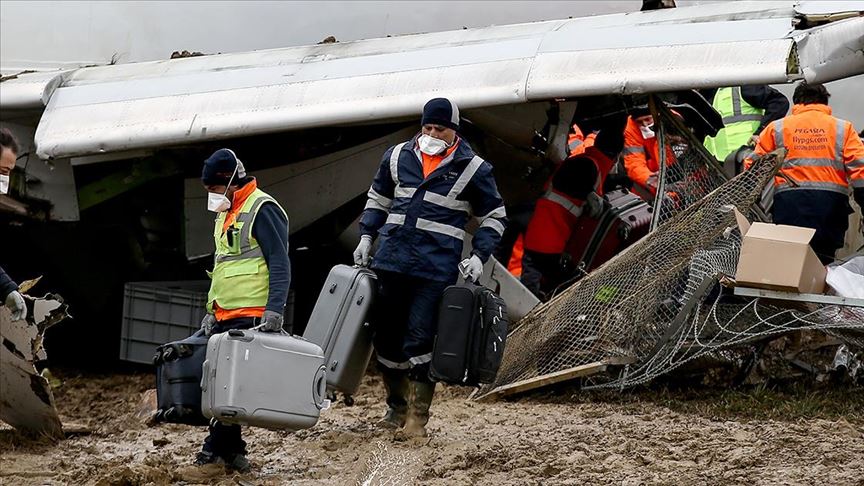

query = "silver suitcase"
[
  {"left": 303, "top": 265, "right": 376, "bottom": 400},
  {"left": 201, "top": 329, "right": 327, "bottom": 430}
]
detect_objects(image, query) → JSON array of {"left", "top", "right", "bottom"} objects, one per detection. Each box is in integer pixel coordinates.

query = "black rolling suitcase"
[
  {"left": 430, "top": 282, "right": 509, "bottom": 386},
  {"left": 154, "top": 330, "right": 209, "bottom": 425}
]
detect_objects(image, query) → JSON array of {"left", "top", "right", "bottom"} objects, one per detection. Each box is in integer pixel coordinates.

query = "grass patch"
[{"left": 567, "top": 383, "right": 864, "bottom": 424}]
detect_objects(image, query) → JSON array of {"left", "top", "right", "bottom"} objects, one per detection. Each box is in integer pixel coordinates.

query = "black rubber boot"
[
  {"left": 378, "top": 368, "right": 409, "bottom": 429},
  {"left": 396, "top": 380, "right": 435, "bottom": 439}
]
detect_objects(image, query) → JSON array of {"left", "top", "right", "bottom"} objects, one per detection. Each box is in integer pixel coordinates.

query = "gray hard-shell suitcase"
[
  {"left": 303, "top": 265, "right": 376, "bottom": 401},
  {"left": 201, "top": 329, "right": 328, "bottom": 431}
]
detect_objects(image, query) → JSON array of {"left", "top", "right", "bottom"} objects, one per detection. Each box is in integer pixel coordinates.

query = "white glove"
[
  {"left": 459, "top": 254, "right": 484, "bottom": 283},
  {"left": 5, "top": 290, "right": 27, "bottom": 321},
  {"left": 353, "top": 235, "right": 373, "bottom": 267},
  {"left": 646, "top": 173, "right": 659, "bottom": 191},
  {"left": 200, "top": 313, "right": 216, "bottom": 336}
]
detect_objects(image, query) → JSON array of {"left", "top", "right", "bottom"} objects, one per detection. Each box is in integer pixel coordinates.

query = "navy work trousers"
[{"left": 372, "top": 270, "right": 452, "bottom": 382}]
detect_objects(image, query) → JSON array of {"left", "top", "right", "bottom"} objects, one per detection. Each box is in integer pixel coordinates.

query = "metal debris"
[{"left": 0, "top": 292, "right": 70, "bottom": 439}]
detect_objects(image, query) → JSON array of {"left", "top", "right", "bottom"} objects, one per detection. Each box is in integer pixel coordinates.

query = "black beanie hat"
[
  {"left": 421, "top": 98, "right": 460, "bottom": 130},
  {"left": 202, "top": 148, "right": 246, "bottom": 186}
]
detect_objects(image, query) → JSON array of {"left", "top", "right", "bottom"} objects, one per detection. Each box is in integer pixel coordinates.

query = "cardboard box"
[{"left": 733, "top": 209, "right": 826, "bottom": 294}]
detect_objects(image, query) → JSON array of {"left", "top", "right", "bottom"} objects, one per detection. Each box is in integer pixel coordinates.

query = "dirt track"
[{"left": 1, "top": 371, "right": 862, "bottom": 486}]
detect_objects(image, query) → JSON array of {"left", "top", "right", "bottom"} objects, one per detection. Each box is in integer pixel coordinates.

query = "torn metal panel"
[
  {"left": 0, "top": 293, "right": 70, "bottom": 439},
  {"left": 792, "top": 17, "right": 864, "bottom": 84},
  {"left": 795, "top": 1, "right": 864, "bottom": 17}
]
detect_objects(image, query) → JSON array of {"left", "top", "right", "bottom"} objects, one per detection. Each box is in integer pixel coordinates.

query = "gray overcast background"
[{"left": 1, "top": 1, "right": 861, "bottom": 126}]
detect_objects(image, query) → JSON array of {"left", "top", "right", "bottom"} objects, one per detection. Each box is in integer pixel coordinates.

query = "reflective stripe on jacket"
[
  {"left": 359, "top": 134, "right": 507, "bottom": 282},
  {"left": 704, "top": 86, "right": 764, "bottom": 160},
  {"left": 523, "top": 148, "right": 613, "bottom": 254},
  {"left": 207, "top": 186, "right": 287, "bottom": 315},
  {"left": 746, "top": 103, "right": 864, "bottom": 248},
  {"left": 523, "top": 192, "right": 584, "bottom": 254},
  {"left": 622, "top": 116, "right": 675, "bottom": 193},
  {"left": 748, "top": 104, "right": 864, "bottom": 195},
  {"left": 568, "top": 124, "right": 597, "bottom": 157}
]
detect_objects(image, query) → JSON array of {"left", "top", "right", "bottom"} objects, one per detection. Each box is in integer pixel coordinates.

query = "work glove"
[
  {"left": 353, "top": 235, "right": 373, "bottom": 267},
  {"left": 459, "top": 254, "right": 484, "bottom": 283},
  {"left": 200, "top": 313, "right": 216, "bottom": 336},
  {"left": 586, "top": 192, "right": 605, "bottom": 219},
  {"left": 260, "top": 310, "right": 284, "bottom": 333},
  {"left": 4, "top": 290, "right": 27, "bottom": 321},
  {"left": 646, "top": 173, "right": 659, "bottom": 192}
]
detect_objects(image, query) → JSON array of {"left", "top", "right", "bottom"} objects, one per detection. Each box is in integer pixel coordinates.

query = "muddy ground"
[{"left": 1, "top": 369, "right": 862, "bottom": 486}]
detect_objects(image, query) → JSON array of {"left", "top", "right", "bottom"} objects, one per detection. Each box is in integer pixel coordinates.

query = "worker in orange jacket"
[
  {"left": 502, "top": 123, "right": 597, "bottom": 278},
  {"left": 520, "top": 144, "right": 616, "bottom": 298},
  {"left": 567, "top": 124, "right": 597, "bottom": 157},
  {"left": 746, "top": 83, "right": 864, "bottom": 263},
  {"left": 622, "top": 112, "right": 677, "bottom": 200}
]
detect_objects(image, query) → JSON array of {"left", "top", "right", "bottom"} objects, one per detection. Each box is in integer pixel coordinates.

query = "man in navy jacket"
[{"left": 354, "top": 98, "right": 506, "bottom": 438}]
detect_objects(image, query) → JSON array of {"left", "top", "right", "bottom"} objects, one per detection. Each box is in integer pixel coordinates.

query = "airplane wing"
[{"left": 0, "top": 0, "right": 860, "bottom": 160}]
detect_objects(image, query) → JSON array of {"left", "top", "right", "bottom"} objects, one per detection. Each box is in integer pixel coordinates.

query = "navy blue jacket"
[
  {"left": 0, "top": 266, "right": 17, "bottom": 302},
  {"left": 252, "top": 201, "right": 291, "bottom": 314},
  {"left": 360, "top": 135, "right": 507, "bottom": 283}
]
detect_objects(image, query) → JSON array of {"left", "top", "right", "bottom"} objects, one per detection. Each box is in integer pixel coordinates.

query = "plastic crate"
[{"left": 119, "top": 281, "right": 210, "bottom": 364}]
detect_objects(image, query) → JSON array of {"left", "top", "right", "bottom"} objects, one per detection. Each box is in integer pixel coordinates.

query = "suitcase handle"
[
  {"left": 201, "top": 360, "right": 210, "bottom": 392},
  {"left": 313, "top": 365, "right": 327, "bottom": 409}
]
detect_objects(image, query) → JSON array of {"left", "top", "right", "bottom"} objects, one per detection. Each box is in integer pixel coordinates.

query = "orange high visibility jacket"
[
  {"left": 568, "top": 124, "right": 597, "bottom": 157},
  {"left": 524, "top": 147, "right": 614, "bottom": 254},
  {"left": 622, "top": 117, "right": 678, "bottom": 195},
  {"left": 747, "top": 104, "right": 864, "bottom": 196}
]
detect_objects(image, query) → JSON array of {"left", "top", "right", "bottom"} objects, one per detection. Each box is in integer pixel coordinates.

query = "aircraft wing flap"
[{"left": 22, "top": 1, "right": 864, "bottom": 160}]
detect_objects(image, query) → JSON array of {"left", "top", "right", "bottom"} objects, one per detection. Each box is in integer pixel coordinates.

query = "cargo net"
[
  {"left": 650, "top": 102, "right": 735, "bottom": 229},
  {"left": 478, "top": 147, "right": 864, "bottom": 397}
]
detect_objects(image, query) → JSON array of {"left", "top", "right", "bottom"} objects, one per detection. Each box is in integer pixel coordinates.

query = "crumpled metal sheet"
[{"left": 0, "top": 293, "right": 69, "bottom": 439}]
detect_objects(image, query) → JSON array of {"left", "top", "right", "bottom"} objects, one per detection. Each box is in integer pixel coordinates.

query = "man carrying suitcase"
[
  {"left": 353, "top": 98, "right": 507, "bottom": 438},
  {"left": 195, "top": 148, "right": 290, "bottom": 471}
]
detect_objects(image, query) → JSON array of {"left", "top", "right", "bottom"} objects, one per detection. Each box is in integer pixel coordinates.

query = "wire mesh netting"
[
  {"left": 478, "top": 110, "right": 864, "bottom": 398},
  {"left": 650, "top": 103, "right": 733, "bottom": 230}
]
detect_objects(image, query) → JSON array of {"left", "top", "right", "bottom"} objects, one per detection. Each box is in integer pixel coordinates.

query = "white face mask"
[
  {"left": 206, "top": 163, "right": 238, "bottom": 213},
  {"left": 418, "top": 134, "right": 449, "bottom": 155},
  {"left": 0, "top": 174, "right": 8, "bottom": 195},
  {"left": 640, "top": 125, "right": 655, "bottom": 139},
  {"left": 207, "top": 191, "right": 231, "bottom": 213}
]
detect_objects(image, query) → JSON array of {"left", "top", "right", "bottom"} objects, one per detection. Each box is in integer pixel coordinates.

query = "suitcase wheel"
[{"left": 343, "top": 395, "right": 355, "bottom": 407}]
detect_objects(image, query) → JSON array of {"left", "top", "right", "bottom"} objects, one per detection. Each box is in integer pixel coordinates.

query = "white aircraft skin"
[{"left": 1, "top": 1, "right": 861, "bottom": 126}]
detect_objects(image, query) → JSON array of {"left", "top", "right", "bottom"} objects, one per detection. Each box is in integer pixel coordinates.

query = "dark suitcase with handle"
[
  {"left": 566, "top": 188, "right": 652, "bottom": 272},
  {"left": 153, "top": 330, "right": 209, "bottom": 425},
  {"left": 430, "top": 282, "right": 509, "bottom": 386}
]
